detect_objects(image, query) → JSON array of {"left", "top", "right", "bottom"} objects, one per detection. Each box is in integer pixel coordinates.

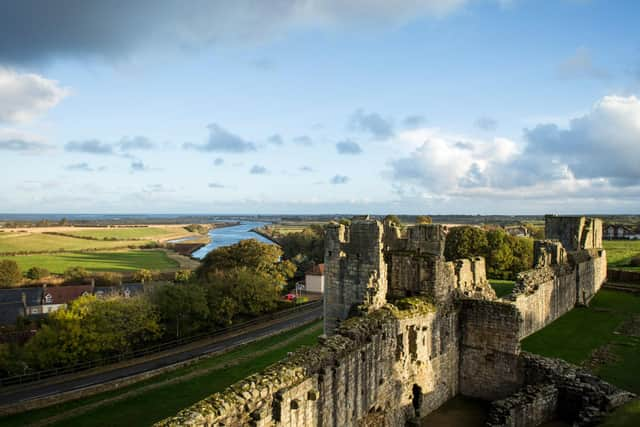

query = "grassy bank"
[
  {"left": 0, "top": 320, "right": 323, "bottom": 427},
  {"left": 604, "top": 240, "right": 640, "bottom": 272},
  {"left": 0, "top": 250, "right": 179, "bottom": 274},
  {"left": 522, "top": 289, "right": 640, "bottom": 426}
]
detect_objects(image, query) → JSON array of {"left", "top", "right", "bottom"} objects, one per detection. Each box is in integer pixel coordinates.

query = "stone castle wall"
[{"left": 156, "top": 216, "right": 630, "bottom": 427}]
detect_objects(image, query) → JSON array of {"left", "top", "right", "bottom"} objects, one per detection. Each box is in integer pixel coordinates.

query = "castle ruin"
[{"left": 157, "top": 215, "right": 634, "bottom": 427}]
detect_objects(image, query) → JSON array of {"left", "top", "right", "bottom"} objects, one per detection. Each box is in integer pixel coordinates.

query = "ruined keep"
[{"left": 157, "top": 216, "right": 634, "bottom": 427}]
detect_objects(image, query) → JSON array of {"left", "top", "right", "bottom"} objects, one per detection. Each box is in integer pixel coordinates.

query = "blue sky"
[{"left": 1, "top": 0, "right": 639, "bottom": 214}]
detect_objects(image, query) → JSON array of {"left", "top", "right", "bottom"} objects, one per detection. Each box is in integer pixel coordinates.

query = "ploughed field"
[
  {"left": 522, "top": 289, "right": 640, "bottom": 426},
  {"left": 604, "top": 240, "right": 640, "bottom": 272}
]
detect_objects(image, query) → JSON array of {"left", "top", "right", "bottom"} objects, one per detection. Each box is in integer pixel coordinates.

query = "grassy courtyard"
[
  {"left": 0, "top": 320, "right": 323, "bottom": 427},
  {"left": 521, "top": 289, "right": 640, "bottom": 426},
  {"left": 489, "top": 279, "right": 515, "bottom": 298},
  {"left": 0, "top": 250, "right": 179, "bottom": 274},
  {"left": 604, "top": 240, "right": 640, "bottom": 271}
]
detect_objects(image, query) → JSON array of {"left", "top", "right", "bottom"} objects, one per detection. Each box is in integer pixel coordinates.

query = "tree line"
[{"left": 0, "top": 240, "right": 295, "bottom": 376}]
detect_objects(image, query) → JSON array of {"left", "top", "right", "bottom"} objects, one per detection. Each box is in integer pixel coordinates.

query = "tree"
[
  {"left": 25, "top": 267, "right": 50, "bottom": 280},
  {"left": 383, "top": 215, "right": 402, "bottom": 226},
  {"left": 133, "top": 269, "right": 154, "bottom": 283},
  {"left": 444, "top": 226, "right": 488, "bottom": 261},
  {"left": 174, "top": 269, "right": 193, "bottom": 283},
  {"left": 415, "top": 215, "right": 432, "bottom": 224},
  {"left": 0, "top": 260, "right": 21, "bottom": 288},
  {"left": 63, "top": 266, "right": 89, "bottom": 284},
  {"left": 94, "top": 272, "right": 123, "bottom": 287},
  {"left": 150, "top": 284, "right": 209, "bottom": 338},
  {"left": 24, "top": 295, "right": 162, "bottom": 370},
  {"left": 486, "top": 229, "right": 515, "bottom": 279},
  {"left": 204, "top": 268, "right": 279, "bottom": 324},
  {"left": 279, "top": 226, "right": 325, "bottom": 275},
  {"left": 197, "top": 239, "right": 295, "bottom": 287}
]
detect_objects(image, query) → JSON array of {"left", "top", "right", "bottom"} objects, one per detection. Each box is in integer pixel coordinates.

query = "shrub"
[
  {"left": 174, "top": 269, "right": 193, "bottom": 283},
  {"left": 94, "top": 272, "right": 123, "bottom": 287},
  {"left": 63, "top": 266, "right": 90, "bottom": 284},
  {"left": 629, "top": 256, "right": 640, "bottom": 267},
  {"left": 25, "top": 266, "right": 50, "bottom": 280},
  {"left": 133, "top": 269, "right": 155, "bottom": 283},
  {"left": 0, "top": 260, "right": 22, "bottom": 288}
]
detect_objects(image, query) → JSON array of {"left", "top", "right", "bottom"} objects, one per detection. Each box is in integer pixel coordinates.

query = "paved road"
[{"left": 0, "top": 304, "right": 323, "bottom": 406}]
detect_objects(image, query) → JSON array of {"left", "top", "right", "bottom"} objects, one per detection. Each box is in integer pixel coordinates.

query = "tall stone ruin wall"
[
  {"left": 155, "top": 299, "right": 460, "bottom": 427},
  {"left": 156, "top": 215, "right": 625, "bottom": 427}
]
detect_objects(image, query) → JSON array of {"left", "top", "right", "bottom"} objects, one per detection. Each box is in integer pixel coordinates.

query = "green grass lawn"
[
  {"left": 64, "top": 227, "right": 192, "bottom": 241},
  {"left": 0, "top": 250, "right": 179, "bottom": 273},
  {"left": 0, "top": 233, "right": 148, "bottom": 253},
  {"left": 489, "top": 279, "right": 515, "bottom": 298},
  {"left": 604, "top": 240, "right": 640, "bottom": 272},
  {"left": 0, "top": 321, "right": 322, "bottom": 427},
  {"left": 521, "top": 289, "right": 640, "bottom": 426}
]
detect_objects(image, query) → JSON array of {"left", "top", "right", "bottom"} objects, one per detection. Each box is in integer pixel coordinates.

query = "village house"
[
  {"left": 25, "top": 284, "right": 93, "bottom": 316},
  {"left": 304, "top": 263, "right": 324, "bottom": 293},
  {"left": 604, "top": 223, "right": 640, "bottom": 240}
]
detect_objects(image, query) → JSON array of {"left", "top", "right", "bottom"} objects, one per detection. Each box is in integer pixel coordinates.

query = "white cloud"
[
  {"left": 0, "top": 67, "right": 69, "bottom": 123},
  {"left": 389, "top": 95, "right": 640, "bottom": 203}
]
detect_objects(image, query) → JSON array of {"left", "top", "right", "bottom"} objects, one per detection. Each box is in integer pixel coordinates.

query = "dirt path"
[{"left": 25, "top": 323, "right": 322, "bottom": 427}]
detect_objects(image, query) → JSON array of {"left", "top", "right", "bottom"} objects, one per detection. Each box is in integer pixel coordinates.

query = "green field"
[
  {"left": 64, "top": 227, "right": 192, "bottom": 241},
  {"left": 489, "top": 279, "right": 515, "bottom": 298},
  {"left": 0, "top": 321, "right": 323, "bottom": 427},
  {"left": 522, "top": 289, "right": 640, "bottom": 426},
  {"left": 0, "top": 250, "right": 179, "bottom": 273},
  {"left": 604, "top": 240, "right": 640, "bottom": 271},
  {"left": 0, "top": 233, "right": 148, "bottom": 254}
]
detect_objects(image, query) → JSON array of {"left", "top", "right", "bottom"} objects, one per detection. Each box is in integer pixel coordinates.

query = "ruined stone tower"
[{"left": 158, "top": 215, "right": 632, "bottom": 427}]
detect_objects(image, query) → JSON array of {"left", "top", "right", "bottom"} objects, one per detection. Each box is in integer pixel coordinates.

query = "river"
[{"left": 191, "top": 221, "right": 274, "bottom": 259}]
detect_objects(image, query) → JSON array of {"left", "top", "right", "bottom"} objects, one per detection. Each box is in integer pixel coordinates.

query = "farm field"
[
  {"left": 63, "top": 226, "right": 195, "bottom": 241},
  {"left": 0, "top": 233, "right": 148, "bottom": 254},
  {"left": 521, "top": 289, "right": 640, "bottom": 426},
  {"left": 604, "top": 240, "right": 640, "bottom": 271},
  {"left": 0, "top": 250, "right": 179, "bottom": 273},
  {"left": 0, "top": 321, "right": 323, "bottom": 427}
]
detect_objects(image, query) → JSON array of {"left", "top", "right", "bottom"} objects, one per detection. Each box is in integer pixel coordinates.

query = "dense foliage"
[
  {"left": 445, "top": 227, "right": 534, "bottom": 279},
  {"left": 25, "top": 266, "right": 50, "bottom": 280},
  {"left": 278, "top": 225, "right": 325, "bottom": 276},
  {"left": 0, "top": 260, "right": 21, "bottom": 287},
  {"left": 197, "top": 239, "right": 295, "bottom": 286},
  {"left": 22, "top": 295, "right": 162, "bottom": 370}
]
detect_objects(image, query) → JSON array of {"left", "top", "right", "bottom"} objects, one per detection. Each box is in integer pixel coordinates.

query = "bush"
[
  {"left": 94, "top": 272, "right": 123, "bottom": 287},
  {"left": 133, "top": 269, "right": 155, "bottom": 283},
  {"left": 63, "top": 266, "right": 90, "bottom": 284},
  {"left": 174, "top": 269, "right": 193, "bottom": 283},
  {"left": 25, "top": 266, "right": 50, "bottom": 280},
  {"left": 629, "top": 256, "right": 640, "bottom": 267},
  {"left": 0, "top": 260, "right": 22, "bottom": 288}
]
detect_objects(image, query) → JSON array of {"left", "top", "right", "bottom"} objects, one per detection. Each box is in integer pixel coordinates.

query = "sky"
[{"left": 1, "top": 0, "right": 639, "bottom": 215}]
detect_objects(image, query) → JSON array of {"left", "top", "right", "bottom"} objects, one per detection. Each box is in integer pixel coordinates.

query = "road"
[{"left": 0, "top": 303, "right": 322, "bottom": 407}]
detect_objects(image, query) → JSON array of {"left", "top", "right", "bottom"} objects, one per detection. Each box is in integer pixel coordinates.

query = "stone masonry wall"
[
  {"left": 155, "top": 298, "right": 460, "bottom": 427},
  {"left": 157, "top": 216, "right": 618, "bottom": 427}
]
